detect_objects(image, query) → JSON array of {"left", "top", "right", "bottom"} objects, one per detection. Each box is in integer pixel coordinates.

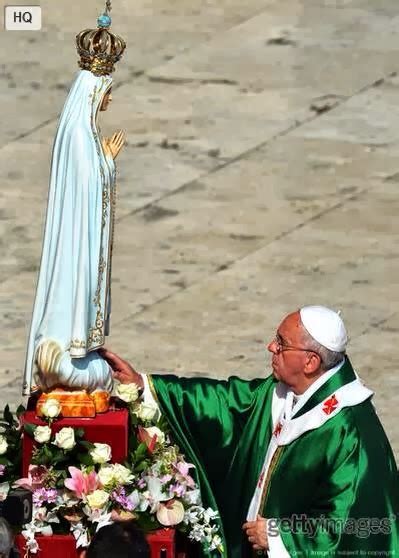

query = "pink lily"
[
  {"left": 64, "top": 467, "right": 99, "bottom": 498},
  {"left": 174, "top": 462, "right": 195, "bottom": 488}
]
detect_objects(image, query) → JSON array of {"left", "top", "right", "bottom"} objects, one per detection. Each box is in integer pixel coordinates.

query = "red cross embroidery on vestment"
[
  {"left": 322, "top": 394, "right": 338, "bottom": 415},
  {"left": 257, "top": 471, "right": 265, "bottom": 488},
  {"left": 273, "top": 421, "right": 282, "bottom": 437}
]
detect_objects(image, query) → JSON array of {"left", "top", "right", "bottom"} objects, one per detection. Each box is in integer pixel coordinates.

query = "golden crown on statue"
[{"left": 76, "top": 0, "right": 126, "bottom": 76}]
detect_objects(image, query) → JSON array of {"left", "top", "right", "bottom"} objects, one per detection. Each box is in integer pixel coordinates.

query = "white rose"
[
  {"left": 34, "top": 425, "right": 52, "bottom": 444},
  {"left": 98, "top": 464, "right": 134, "bottom": 487},
  {"left": 98, "top": 466, "right": 115, "bottom": 488},
  {"left": 86, "top": 489, "right": 109, "bottom": 509},
  {"left": 136, "top": 402, "right": 157, "bottom": 422},
  {"left": 112, "top": 464, "right": 134, "bottom": 485},
  {"left": 41, "top": 398, "right": 61, "bottom": 419},
  {"left": 0, "top": 435, "right": 8, "bottom": 455},
  {"left": 90, "top": 443, "right": 112, "bottom": 464},
  {"left": 53, "top": 427, "right": 75, "bottom": 450},
  {"left": 116, "top": 383, "right": 140, "bottom": 404},
  {"left": 144, "top": 426, "right": 165, "bottom": 445}
]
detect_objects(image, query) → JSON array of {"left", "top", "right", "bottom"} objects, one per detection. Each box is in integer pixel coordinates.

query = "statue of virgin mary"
[{"left": 23, "top": 6, "right": 126, "bottom": 414}]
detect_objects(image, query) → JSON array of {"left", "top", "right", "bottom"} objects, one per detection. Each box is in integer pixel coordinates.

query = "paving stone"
[{"left": 0, "top": 0, "right": 267, "bottom": 147}]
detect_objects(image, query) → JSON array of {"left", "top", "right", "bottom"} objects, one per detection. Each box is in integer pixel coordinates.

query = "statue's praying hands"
[{"left": 103, "top": 130, "right": 125, "bottom": 160}]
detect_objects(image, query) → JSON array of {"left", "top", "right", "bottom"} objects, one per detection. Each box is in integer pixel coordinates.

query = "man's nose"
[{"left": 267, "top": 339, "right": 277, "bottom": 353}]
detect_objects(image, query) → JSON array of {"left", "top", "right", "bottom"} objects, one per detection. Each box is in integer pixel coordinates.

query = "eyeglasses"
[{"left": 271, "top": 336, "right": 320, "bottom": 359}]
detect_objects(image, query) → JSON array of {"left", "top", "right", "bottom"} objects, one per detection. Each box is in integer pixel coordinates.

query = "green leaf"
[
  {"left": 36, "top": 444, "right": 55, "bottom": 465},
  {"left": 129, "top": 413, "right": 138, "bottom": 427},
  {"left": 134, "top": 443, "right": 148, "bottom": 460},
  {"left": 133, "top": 460, "right": 150, "bottom": 473},
  {"left": 24, "top": 423, "right": 36, "bottom": 438},
  {"left": 157, "top": 416, "right": 170, "bottom": 434},
  {"left": 16, "top": 404, "right": 26, "bottom": 419},
  {"left": 74, "top": 428, "right": 85, "bottom": 439},
  {"left": 77, "top": 453, "right": 94, "bottom": 467},
  {"left": 128, "top": 434, "right": 139, "bottom": 454},
  {"left": 52, "top": 450, "right": 67, "bottom": 465},
  {"left": 3, "top": 405, "right": 13, "bottom": 427},
  {"left": 79, "top": 441, "right": 95, "bottom": 450},
  {"left": 134, "top": 512, "right": 160, "bottom": 531},
  {"left": 56, "top": 478, "right": 66, "bottom": 489}
]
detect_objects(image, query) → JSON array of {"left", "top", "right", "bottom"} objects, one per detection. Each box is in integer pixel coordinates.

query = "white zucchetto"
[{"left": 299, "top": 305, "right": 348, "bottom": 353}]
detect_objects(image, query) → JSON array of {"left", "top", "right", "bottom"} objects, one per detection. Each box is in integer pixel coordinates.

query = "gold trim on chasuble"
[
  {"left": 147, "top": 375, "right": 161, "bottom": 408},
  {"left": 252, "top": 446, "right": 285, "bottom": 557},
  {"left": 259, "top": 446, "right": 284, "bottom": 513}
]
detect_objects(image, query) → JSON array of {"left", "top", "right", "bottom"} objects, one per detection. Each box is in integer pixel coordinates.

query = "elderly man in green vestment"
[{"left": 101, "top": 306, "right": 399, "bottom": 557}]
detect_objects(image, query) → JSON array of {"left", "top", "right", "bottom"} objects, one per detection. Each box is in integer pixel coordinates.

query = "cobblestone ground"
[{"left": 0, "top": 0, "right": 398, "bottom": 459}]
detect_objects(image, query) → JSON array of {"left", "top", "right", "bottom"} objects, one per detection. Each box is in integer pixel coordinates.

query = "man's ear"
[{"left": 304, "top": 352, "right": 322, "bottom": 375}]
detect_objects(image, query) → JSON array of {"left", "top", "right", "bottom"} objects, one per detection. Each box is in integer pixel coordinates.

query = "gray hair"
[
  {"left": 302, "top": 329, "right": 345, "bottom": 371},
  {"left": 0, "top": 517, "right": 13, "bottom": 557}
]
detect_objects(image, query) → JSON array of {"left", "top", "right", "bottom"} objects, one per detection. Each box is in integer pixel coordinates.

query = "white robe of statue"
[{"left": 24, "top": 70, "right": 117, "bottom": 395}]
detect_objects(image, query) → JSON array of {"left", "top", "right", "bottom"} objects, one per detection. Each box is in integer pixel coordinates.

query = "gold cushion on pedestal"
[{"left": 36, "top": 389, "right": 110, "bottom": 418}]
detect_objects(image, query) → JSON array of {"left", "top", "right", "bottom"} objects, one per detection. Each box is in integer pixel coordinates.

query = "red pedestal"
[
  {"left": 147, "top": 529, "right": 176, "bottom": 557},
  {"left": 22, "top": 409, "right": 129, "bottom": 477},
  {"left": 15, "top": 534, "right": 79, "bottom": 558},
  {"left": 15, "top": 530, "right": 176, "bottom": 558}
]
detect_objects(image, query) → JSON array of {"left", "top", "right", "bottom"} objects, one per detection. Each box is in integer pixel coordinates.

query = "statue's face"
[{"left": 100, "top": 88, "right": 112, "bottom": 111}]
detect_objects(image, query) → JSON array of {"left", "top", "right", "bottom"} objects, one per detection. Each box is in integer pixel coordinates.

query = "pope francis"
[{"left": 101, "top": 305, "right": 399, "bottom": 557}]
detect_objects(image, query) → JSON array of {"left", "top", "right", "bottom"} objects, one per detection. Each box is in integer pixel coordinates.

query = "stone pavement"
[{"left": 0, "top": 1, "right": 398, "bottom": 459}]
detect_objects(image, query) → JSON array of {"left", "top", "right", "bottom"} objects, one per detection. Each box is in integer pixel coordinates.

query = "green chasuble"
[{"left": 150, "top": 360, "right": 399, "bottom": 557}]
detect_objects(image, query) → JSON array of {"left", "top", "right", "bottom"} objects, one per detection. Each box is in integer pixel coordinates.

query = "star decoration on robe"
[
  {"left": 273, "top": 421, "right": 283, "bottom": 437},
  {"left": 322, "top": 394, "right": 339, "bottom": 415}
]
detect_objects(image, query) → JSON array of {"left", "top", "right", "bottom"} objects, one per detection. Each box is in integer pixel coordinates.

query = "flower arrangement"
[{"left": 1, "top": 386, "right": 223, "bottom": 555}]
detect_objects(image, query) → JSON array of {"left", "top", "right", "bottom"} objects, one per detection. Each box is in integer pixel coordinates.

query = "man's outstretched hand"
[
  {"left": 242, "top": 515, "right": 268, "bottom": 552},
  {"left": 99, "top": 348, "right": 144, "bottom": 389}
]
